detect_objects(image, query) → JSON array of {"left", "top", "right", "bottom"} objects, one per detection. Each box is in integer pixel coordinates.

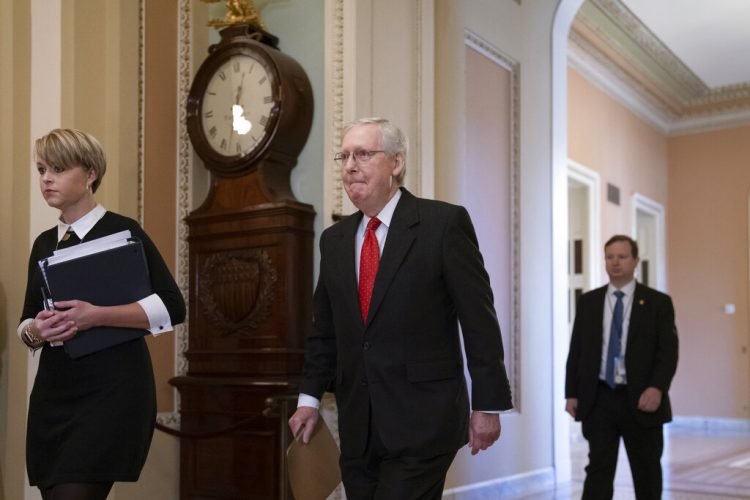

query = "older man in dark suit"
[
  {"left": 565, "top": 235, "right": 678, "bottom": 500},
  {"left": 288, "top": 117, "right": 513, "bottom": 499}
]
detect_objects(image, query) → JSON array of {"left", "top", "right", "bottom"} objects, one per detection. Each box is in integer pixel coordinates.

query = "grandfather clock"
[{"left": 169, "top": 9, "right": 314, "bottom": 499}]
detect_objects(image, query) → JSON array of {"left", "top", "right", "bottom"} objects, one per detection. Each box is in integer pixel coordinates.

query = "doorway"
[
  {"left": 632, "top": 193, "right": 666, "bottom": 291},
  {"left": 568, "top": 160, "right": 601, "bottom": 324}
]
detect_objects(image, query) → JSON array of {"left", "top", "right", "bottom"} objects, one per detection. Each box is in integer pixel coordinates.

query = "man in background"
[
  {"left": 289, "top": 117, "right": 513, "bottom": 499},
  {"left": 565, "top": 234, "right": 678, "bottom": 499}
]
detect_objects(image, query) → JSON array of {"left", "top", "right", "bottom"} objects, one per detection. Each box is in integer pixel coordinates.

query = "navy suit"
[
  {"left": 566, "top": 282, "right": 678, "bottom": 499},
  {"left": 300, "top": 188, "right": 512, "bottom": 463}
]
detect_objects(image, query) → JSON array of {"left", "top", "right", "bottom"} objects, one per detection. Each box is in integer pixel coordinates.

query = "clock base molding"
[
  {"left": 170, "top": 376, "right": 299, "bottom": 499},
  {"left": 172, "top": 194, "right": 314, "bottom": 498}
]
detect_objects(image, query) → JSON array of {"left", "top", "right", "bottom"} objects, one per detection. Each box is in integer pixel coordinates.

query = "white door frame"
[
  {"left": 568, "top": 159, "right": 602, "bottom": 290},
  {"left": 553, "top": 0, "right": 586, "bottom": 484},
  {"left": 631, "top": 192, "right": 666, "bottom": 291}
]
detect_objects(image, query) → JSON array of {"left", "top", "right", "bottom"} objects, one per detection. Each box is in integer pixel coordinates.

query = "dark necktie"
[
  {"left": 359, "top": 217, "right": 382, "bottom": 323},
  {"left": 605, "top": 290, "right": 625, "bottom": 388},
  {"left": 57, "top": 230, "right": 81, "bottom": 250}
]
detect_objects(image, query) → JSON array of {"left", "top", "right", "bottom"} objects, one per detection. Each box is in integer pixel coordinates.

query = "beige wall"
[
  {"left": 1, "top": 1, "right": 32, "bottom": 498},
  {"left": 667, "top": 126, "right": 750, "bottom": 418},
  {"left": 143, "top": 0, "right": 179, "bottom": 415},
  {"left": 568, "top": 67, "right": 668, "bottom": 253},
  {"left": 0, "top": 1, "right": 180, "bottom": 497}
]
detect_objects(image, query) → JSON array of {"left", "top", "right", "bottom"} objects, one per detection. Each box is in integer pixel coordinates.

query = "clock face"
[{"left": 200, "top": 53, "right": 276, "bottom": 158}]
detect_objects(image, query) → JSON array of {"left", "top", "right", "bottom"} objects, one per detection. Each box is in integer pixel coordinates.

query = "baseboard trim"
[
  {"left": 670, "top": 416, "right": 750, "bottom": 434},
  {"left": 442, "top": 467, "right": 554, "bottom": 499}
]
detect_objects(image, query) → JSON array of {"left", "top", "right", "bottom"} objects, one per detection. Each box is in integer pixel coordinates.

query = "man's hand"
[
  {"left": 638, "top": 387, "right": 662, "bottom": 413},
  {"left": 468, "top": 411, "right": 500, "bottom": 455},
  {"left": 288, "top": 406, "right": 320, "bottom": 444},
  {"left": 565, "top": 398, "right": 578, "bottom": 419}
]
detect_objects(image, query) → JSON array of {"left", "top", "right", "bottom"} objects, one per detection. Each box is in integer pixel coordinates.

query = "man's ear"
[{"left": 392, "top": 154, "right": 404, "bottom": 178}]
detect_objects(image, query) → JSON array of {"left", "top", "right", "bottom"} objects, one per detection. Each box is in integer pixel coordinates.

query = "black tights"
[{"left": 40, "top": 482, "right": 113, "bottom": 500}]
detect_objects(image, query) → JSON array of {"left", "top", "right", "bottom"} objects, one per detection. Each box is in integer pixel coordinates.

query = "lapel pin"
[{"left": 639, "top": 299, "right": 645, "bottom": 305}]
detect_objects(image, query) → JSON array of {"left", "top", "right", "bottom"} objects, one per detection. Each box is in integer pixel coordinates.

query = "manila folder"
[{"left": 286, "top": 417, "right": 341, "bottom": 500}]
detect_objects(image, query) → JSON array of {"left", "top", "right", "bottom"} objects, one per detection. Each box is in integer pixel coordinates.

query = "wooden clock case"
[{"left": 170, "top": 23, "right": 315, "bottom": 499}]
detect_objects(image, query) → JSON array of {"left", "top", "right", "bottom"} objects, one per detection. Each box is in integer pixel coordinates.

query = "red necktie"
[{"left": 359, "top": 217, "right": 382, "bottom": 322}]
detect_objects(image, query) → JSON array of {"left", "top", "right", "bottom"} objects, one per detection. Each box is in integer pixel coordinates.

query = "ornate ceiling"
[{"left": 569, "top": 0, "right": 750, "bottom": 135}]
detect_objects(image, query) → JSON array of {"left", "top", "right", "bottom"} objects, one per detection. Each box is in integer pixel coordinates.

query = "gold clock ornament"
[{"left": 201, "top": 0, "right": 267, "bottom": 29}]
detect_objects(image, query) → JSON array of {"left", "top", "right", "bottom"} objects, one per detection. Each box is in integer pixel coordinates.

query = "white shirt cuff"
[
  {"left": 297, "top": 393, "right": 321, "bottom": 409},
  {"left": 137, "top": 293, "right": 174, "bottom": 336},
  {"left": 17, "top": 318, "right": 31, "bottom": 343}
]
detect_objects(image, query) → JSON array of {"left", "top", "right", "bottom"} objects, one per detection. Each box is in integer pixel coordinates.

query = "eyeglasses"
[{"left": 333, "top": 150, "right": 386, "bottom": 166}]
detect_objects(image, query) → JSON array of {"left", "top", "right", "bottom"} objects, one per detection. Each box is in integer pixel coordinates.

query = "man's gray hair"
[{"left": 341, "top": 117, "right": 408, "bottom": 185}]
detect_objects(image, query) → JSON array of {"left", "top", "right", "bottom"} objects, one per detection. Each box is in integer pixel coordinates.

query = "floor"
[{"left": 521, "top": 425, "right": 750, "bottom": 499}]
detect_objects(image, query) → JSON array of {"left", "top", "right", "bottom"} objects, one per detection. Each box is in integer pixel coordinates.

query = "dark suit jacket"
[
  {"left": 565, "top": 283, "right": 678, "bottom": 427},
  {"left": 300, "top": 188, "right": 513, "bottom": 457}
]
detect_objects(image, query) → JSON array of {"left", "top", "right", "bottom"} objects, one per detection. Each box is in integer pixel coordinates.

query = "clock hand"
[
  {"left": 235, "top": 73, "right": 246, "bottom": 105},
  {"left": 227, "top": 74, "right": 244, "bottom": 152}
]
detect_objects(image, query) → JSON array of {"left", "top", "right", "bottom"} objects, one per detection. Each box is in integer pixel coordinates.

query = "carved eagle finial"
[{"left": 201, "top": 0, "right": 267, "bottom": 29}]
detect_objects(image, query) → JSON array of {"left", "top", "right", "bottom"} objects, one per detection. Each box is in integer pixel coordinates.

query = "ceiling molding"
[
  {"left": 570, "top": 0, "right": 750, "bottom": 135},
  {"left": 669, "top": 107, "right": 750, "bottom": 137},
  {"left": 568, "top": 34, "right": 672, "bottom": 134},
  {"left": 588, "top": 0, "right": 707, "bottom": 97}
]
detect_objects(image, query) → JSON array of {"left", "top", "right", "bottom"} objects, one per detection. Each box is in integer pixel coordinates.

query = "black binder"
[{"left": 40, "top": 239, "right": 152, "bottom": 359}]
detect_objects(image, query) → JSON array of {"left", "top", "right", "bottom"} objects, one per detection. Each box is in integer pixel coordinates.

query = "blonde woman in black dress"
[{"left": 18, "top": 129, "right": 186, "bottom": 500}]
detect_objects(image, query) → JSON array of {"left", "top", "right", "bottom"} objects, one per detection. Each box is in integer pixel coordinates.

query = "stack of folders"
[{"left": 38, "top": 230, "right": 153, "bottom": 359}]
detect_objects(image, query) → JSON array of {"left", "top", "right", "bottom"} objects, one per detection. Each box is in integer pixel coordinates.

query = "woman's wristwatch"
[{"left": 23, "top": 322, "right": 45, "bottom": 348}]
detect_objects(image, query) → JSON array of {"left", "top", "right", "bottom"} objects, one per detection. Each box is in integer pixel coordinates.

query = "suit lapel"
[
  {"left": 365, "top": 189, "right": 418, "bottom": 326},
  {"left": 592, "top": 286, "right": 607, "bottom": 328},
  {"left": 591, "top": 286, "right": 607, "bottom": 359},
  {"left": 626, "top": 283, "right": 645, "bottom": 350},
  {"left": 330, "top": 212, "right": 362, "bottom": 322}
]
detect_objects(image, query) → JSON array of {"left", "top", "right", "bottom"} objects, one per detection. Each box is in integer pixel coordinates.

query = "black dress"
[{"left": 20, "top": 211, "right": 186, "bottom": 488}]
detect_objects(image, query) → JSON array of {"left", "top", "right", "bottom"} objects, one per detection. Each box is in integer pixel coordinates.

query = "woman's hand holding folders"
[{"left": 33, "top": 307, "right": 77, "bottom": 344}]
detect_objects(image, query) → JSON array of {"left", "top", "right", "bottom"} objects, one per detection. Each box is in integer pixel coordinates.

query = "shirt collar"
[
  {"left": 57, "top": 204, "right": 106, "bottom": 242},
  {"left": 362, "top": 189, "right": 402, "bottom": 229},
  {"left": 608, "top": 279, "right": 636, "bottom": 297}
]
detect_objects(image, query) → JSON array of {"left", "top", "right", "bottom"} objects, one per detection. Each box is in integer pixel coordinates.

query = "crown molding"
[
  {"left": 569, "top": 31, "right": 673, "bottom": 133},
  {"left": 668, "top": 107, "right": 750, "bottom": 136},
  {"left": 570, "top": 0, "right": 750, "bottom": 135},
  {"left": 585, "top": 0, "right": 707, "bottom": 97}
]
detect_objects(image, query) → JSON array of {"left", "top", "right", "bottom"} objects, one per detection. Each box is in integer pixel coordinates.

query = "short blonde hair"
[{"left": 34, "top": 128, "right": 107, "bottom": 193}]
